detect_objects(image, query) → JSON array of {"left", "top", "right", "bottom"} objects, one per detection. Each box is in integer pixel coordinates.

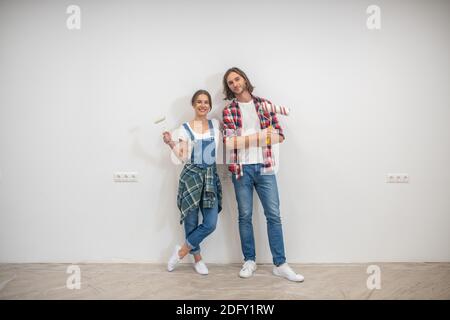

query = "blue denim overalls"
[
  {"left": 181, "top": 120, "right": 219, "bottom": 254},
  {"left": 183, "top": 120, "right": 216, "bottom": 167}
]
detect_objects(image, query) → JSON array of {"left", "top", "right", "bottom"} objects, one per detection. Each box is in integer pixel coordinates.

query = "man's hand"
[
  {"left": 260, "top": 126, "right": 272, "bottom": 139},
  {"left": 260, "top": 126, "right": 284, "bottom": 145},
  {"left": 260, "top": 126, "right": 273, "bottom": 146}
]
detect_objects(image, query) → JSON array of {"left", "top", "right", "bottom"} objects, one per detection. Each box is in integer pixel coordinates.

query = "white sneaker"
[
  {"left": 194, "top": 260, "right": 209, "bottom": 275},
  {"left": 239, "top": 260, "right": 257, "bottom": 278},
  {"left": 273, "top": 263, "right": 304, "bottom": 282},
  {"left": 167, "top": 245, "right": 182, "bottom": 272}
]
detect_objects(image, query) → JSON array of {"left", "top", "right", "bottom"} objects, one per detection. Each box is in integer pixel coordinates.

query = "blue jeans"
[
  {"left": 183, "top": 196, "right": 219, "bottom": 255},
  {"left": 232, "top": 164, "right": 286, "bottom": 266}
]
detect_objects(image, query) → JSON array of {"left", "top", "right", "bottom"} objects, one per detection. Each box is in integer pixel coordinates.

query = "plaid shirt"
[
  {"left": 222, "top": 95, "right": 285, "bottom": 179},
  {"left": 177, "top": 163, "right": 222, "bottom": 224}
]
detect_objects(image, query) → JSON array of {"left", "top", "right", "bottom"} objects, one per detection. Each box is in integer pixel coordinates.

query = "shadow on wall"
[
  {"left": 205, "top": 72, "right": 227, "bottom": 121},
  {"left": 125, "top": 72, "right": 250, "bottom": 263},
  {"left": 131, "top": 95, "right": 190, "bottom": 256}
]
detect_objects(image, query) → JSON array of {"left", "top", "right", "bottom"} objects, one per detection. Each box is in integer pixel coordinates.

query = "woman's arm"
[{"left": 163, "top": 131, "right": 189, "bottom": 162}]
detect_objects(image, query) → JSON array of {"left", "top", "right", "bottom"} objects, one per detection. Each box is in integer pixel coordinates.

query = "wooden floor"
[{"left": 0, "top": 263, "right": 449, "bottom": 299}]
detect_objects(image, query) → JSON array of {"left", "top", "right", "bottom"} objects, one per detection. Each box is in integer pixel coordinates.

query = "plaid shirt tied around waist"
[
  {"left": 177, "top": 163, "right": 222, "bottom": 224},
  {"left": 222, "top": 95, "right": 285, "bottom": 179}
]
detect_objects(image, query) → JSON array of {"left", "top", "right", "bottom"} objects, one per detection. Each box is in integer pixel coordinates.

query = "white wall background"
[{"left": 0, "top": 0, "right": 449, "bottom": 263}]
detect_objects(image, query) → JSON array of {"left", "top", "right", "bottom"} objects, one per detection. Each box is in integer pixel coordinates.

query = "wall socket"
[
  {"left": 113, "top": 172, "right": 138, "bottom": 182},
  {"left": 386, "top": 173, "right": 409, "bottom": 183}
]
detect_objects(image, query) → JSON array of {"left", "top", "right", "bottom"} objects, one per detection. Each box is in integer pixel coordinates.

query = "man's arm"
[
  {"left": 263, "top": 98, "right": 285, "bottom": 144},
  {"left": 222, "top": 102, "right": 284, "bottom": 150},
  {"left": 224, "top": 127, "right": 283, "bottom": 150},
  {"left": 222, "top": 105, "right": 236, "bottom": 144}
]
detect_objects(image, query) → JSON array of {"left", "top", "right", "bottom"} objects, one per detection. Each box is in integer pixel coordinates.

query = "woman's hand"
[{"left": 162, "top": 131, "right": 172, "bottom": 145}]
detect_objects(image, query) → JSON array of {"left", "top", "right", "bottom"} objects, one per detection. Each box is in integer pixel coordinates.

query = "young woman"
[{"left": 162, "top": 89, "right": 222, "bottom": 275}]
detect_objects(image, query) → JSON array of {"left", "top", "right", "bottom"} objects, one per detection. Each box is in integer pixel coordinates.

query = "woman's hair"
[
  {"left": 191, "top": 89, "right": 212, "bottom": 110},
  {"left": 222, "top": 67, "right": 255, "bottom": 100}
]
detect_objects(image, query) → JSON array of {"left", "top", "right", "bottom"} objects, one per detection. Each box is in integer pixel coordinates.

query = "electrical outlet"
[
  {"left": 386, "top": 173, "right": 409, "bottom": 183},
  {"left": 113, "top": 172, "right": 138, "bottom": 182}
]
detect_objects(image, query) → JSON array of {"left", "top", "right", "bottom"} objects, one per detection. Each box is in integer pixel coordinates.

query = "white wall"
[{"left": 1, "top": 0, "right": 449, "bottom": 263}]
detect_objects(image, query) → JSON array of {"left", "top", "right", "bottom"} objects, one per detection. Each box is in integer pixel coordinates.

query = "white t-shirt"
[
  {"left": 176, "top": 118, "right": 221, "bottom": 161},
  {"left": 237, "top": 100, "right": 264, "bottom": 164}
]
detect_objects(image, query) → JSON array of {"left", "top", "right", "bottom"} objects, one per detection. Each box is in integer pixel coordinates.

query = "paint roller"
[
  {"left": 154, "top": 115, "right": 168, "bottom": 131},
  {"left": 259, "top": 102, "right": 290, "bottom": 145},
  {"left": 260, "top": 102, "right": 290, "bottom": 116},
  {"left": 154, "top": 116, "right": 166, "bottom": 125}
]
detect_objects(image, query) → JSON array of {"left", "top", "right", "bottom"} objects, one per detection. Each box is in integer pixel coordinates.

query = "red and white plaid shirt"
[{"left": 222, "top": 95, "right": 285, "bottom": 179}]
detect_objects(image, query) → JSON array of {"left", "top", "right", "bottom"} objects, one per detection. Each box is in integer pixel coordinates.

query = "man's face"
[{"left": 226, "top": 71, "right": 247, "bottom": 96}]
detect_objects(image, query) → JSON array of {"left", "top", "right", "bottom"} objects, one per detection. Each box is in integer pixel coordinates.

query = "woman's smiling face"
[{"left": 193, "top": 93, "right": 211, "bottom": 116}]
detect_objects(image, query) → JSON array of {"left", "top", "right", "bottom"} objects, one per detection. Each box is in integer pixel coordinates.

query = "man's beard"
[{"left": 234, "top": 84, "right": 247, "bottom": 96}]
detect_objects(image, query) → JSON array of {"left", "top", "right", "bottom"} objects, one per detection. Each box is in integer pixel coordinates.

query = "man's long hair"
[{"left": 222, "top": 67, "right": 255, "bottom": 100}]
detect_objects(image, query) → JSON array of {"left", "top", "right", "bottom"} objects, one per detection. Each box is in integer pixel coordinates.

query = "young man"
[{"left": 222, "top": 67, "right": 304, "bottom": 282}]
